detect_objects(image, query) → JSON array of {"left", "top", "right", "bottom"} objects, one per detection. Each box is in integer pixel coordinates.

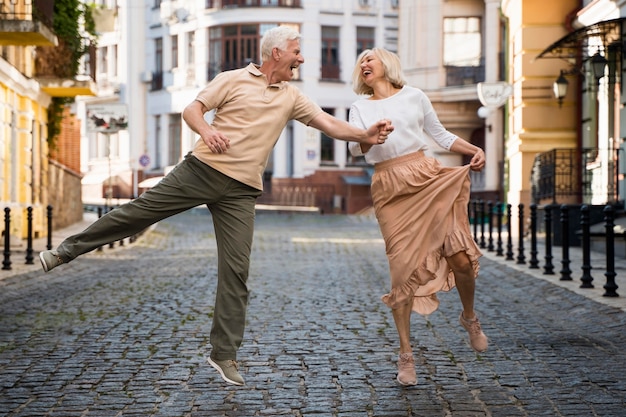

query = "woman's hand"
[{"left": 469, "top": 148, "right": 485, "bottom": 172}]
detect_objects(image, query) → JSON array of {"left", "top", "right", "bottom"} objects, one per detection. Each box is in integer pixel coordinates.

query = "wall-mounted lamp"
[
  {"left": 591, "top": 52, "right": 608, "bottom": 83},
  {"left": 477, "top": 106, "right": 492, "bottom": 132},
  {"left": 553, "top": 71, "right": 568, "bottom": 108}
]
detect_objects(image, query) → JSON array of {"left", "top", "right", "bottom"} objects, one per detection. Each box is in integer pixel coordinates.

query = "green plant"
[{"left": 38, "top": 0, "right": 99, "bottom": 149}]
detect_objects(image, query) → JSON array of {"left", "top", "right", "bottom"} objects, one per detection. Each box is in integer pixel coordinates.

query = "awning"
[
  {"left": 536, "top": 17, "right": 626, "bottom": 62},
  {"left": 137, "top": 176, "right": 164, "bottom": 188}
]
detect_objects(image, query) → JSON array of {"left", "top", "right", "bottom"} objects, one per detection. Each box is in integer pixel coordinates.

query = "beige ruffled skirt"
[{"left": 371, "top": 151, "right": 482, "bottom": 315}]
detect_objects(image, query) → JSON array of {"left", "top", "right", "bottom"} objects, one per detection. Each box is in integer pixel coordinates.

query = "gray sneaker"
[
  {"left": 39, "top": 250, "right": 64, "bottom": 272},
  {"left": 207, "top": 357, "right": 245, "bottom": 386}
]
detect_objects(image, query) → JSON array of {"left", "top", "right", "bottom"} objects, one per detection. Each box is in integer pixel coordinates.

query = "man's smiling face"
[{"left": 274, "top": 39, "right": 304, "bottom": 82}]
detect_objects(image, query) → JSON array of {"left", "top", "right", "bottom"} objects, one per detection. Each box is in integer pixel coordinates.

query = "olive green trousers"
[{"left": 58, "top": 153, "right": 261, "bottom": 361}]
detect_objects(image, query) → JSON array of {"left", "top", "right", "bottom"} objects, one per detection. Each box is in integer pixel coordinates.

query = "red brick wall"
[
  {"left": 261, "top": 168, "right": 373, "bottom": 214},
  {"left": 50, "top": 106, "right": 81, "bottom": 174}
]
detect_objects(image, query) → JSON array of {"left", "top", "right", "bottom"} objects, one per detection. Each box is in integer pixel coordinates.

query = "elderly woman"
[{"left": 348, "top": 48, "right": 488, "bottom": 386}]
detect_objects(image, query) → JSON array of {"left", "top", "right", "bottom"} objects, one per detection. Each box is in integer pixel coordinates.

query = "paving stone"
[{"left": 0, "top": 211, "right": 625, "bottom": 416}]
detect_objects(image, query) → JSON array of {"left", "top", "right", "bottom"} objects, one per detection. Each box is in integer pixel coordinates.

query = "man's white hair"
[{"left": 261, "top": 26, "right": 301, "bottom": 61}]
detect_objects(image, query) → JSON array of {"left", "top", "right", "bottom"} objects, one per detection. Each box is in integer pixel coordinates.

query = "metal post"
[
  {"left": 579, "top": 204, "right": 594, "bottom": 288},
  {"left": 559, "top": 204, "right": 572, "bottom": 281},
  {"left": 2, "top": 207, "right": 11, "bottom": 270},
  {"left": 25, "top": 207, "right": 34, "bottom": 264},
  {"left": 603, "top": 205, "right": 618, "bottom": 297},
  {"left": 543, "top": 205, "right": 554, "bottom": 275},
  {"left": 516, "top": 204, "right": 526, "bottom": 264},
  {"left": 529, "top": 203, "right": 539, "bottom": 268}
]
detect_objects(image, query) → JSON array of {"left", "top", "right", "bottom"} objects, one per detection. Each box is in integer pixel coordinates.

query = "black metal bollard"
[
  {"left": 487, "top": 201, "right": 494, "bottom": 252},
  {"left": 46, "top": 205, "right": 53, "bottom": 250},
  {"left": 506, "top": 203, "right": 514, "bottom": 260},
  {"left": 2, "top": 207, "right": 11, "bottom": 270},
  {"left": 579, "top": 204, "right": 594, "bottom": 288},
  {"left": 109, "top": 207, "right": 115, "bottom": 249},
  {"left": 479, "top": 200, "right": 486, "bottom": 249},
  {"left": 543, "top": 204, "right": 555, "bottom": 275},
  {"left": 517, "top": 204, "right": 526, "bottom": 264},
  {"left": 602, "top": 205, "right": 618, "bottom": 297},
  {"left": 496, "top": 202, "right": 504, "bottom": 256},
  {"left": 472, "top": 200, "right": 478, "bottom": 243},
  {"left": 529, "top": 203, "right": 539, "bottom": 268},
  {"left": 559, "top": 204, "right": 572, "bottom": 281},
  {"left": 25, "top": 207, "right": 34, "bottom": 264}
]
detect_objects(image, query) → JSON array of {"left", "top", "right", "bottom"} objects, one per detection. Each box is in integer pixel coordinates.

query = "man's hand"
[
  {"left": 182, "top": 100, "right": 230, "bottom": 154},
  {"left": 201, "top": 127, "right": 230, "bottom": 154},
  {"left": 366, "top": 119, "right": 394, "bottom": 146}
]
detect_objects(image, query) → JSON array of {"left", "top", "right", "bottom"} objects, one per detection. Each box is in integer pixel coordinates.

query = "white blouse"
[{"left": 348, "top": 85, "right": 458, "bottom": 164}]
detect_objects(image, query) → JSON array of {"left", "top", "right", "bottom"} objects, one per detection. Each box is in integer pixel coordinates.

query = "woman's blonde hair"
[{"left": 351, "top": 47, "right": 406, "bottom": 96}]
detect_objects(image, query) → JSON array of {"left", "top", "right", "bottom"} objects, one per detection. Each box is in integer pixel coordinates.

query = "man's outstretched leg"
[{"left": 39, "top": 155, "right": 215, "bottom": 272}]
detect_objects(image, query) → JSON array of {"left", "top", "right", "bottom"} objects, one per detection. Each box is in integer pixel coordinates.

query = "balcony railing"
[
  {"left": 445, "top": 65, "right": 485, "bottom": 86},
  {"left": 531, "top": 148, "right": 623, "bottom": 205},
  {"left": 0, "top": 0, "right": 56, "bottom": 46},
  {"left": 0, "top": 0, "right": 53, "bottom": 26},
  {"left": 207, "top": 0, "right": 301, "bottom": 8}
]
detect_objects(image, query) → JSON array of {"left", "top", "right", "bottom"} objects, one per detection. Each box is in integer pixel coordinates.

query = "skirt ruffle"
[{"left": 372, "top": 151, "right": 482, "bottom": 315}]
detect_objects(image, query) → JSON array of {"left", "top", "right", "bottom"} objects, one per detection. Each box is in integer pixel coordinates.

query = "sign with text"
[{"left": 86, "top": 103, "right": 128, "bottom": 133}]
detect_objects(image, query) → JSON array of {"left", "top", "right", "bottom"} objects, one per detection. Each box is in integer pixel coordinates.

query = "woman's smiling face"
[{"left": 359, "top": 51, "right": 384, "bottom": 85}]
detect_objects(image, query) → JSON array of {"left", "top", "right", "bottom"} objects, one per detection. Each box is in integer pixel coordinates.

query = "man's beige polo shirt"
[{"left": 191, "top": 63, "right": 323, "bottom": 191}]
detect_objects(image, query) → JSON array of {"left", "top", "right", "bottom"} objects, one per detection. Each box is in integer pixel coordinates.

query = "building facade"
[
  {"left": 79, "top": 0, "right": 399, "bottom": 213},
  {"left": 502, "top": 0, "right": 626, "bottom": 232},
  {"left": 398, "top": 0, "right": 501, "bottom": 204}
]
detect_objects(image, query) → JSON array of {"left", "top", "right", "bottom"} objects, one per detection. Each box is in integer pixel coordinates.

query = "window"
[
  {"left": 171, "top": 35, "right": 178, "bottom": 69},
  {"left": 320, "top": 108, "right": 335, "bottom": 164},
  {"left": 443, "top": 17, "right": 481, "bottom": 66},
  {"left": 168, "top": 114, "right": 182, "bottom": 166},
  {"left": 208, "top": 24, "right": 259, "bottom": 79},
  {"left": 321, "top": 26, "right": 340, "bottom": 80},
  {"left": 356, "top": 27, "right": 374, "bottom": 55},
  {"left": 111, "top": 45, "right": 117, "bottom": 77},
  {"left": 152, "top": 38, "right": 164, "bottom": 90},
  {"left": 187, "top": 31, "right": 195, "bottom": 64},
  {"left": 154, "top": 115, "right": 161, "bottom": 169}
]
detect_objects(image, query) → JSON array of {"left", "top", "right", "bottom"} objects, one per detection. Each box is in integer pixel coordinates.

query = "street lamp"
[
  {"left": 553, "top": 71, "right": 568, "bottom": 108},
  {"left": 591, "top": 52, "right": 608, "bottom": 84}
]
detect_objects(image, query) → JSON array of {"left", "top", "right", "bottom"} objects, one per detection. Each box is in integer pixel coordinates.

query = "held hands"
[{"left": 366, "top": 119, "right": 394, "bottom": 146}]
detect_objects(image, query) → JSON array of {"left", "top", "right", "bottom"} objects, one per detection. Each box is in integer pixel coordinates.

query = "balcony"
[
  {"left": 0, "top": 0, "right": 57, "bottom": 46},
  {"left": 207, "top": 0, "right": 301, "bottom": 8},
  {"left": 36, "top": 40, "right": 97, "bottom": 97},
  {"left": 531, "top": 148, "right": 623, "bottom": 206},
  {"left": 445, "top": 65, "right": 485, "bottom": 87}
]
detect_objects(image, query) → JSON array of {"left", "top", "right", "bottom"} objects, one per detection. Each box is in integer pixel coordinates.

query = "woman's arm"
[{"left": 450, "top": 138, "right": 485, "bottom": 172}]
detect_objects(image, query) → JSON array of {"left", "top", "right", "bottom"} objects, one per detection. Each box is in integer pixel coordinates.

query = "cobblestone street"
[{"left": 1, "top": 210, "right": 625, "bottom": 416}]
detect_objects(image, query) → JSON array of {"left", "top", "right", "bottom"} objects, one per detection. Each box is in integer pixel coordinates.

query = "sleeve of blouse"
[
  {"left": 348, "top": 104, "right": 366, "bottom": 157},
  {"left": 422, "top": 94, "right": 457, "bottom": 150}
]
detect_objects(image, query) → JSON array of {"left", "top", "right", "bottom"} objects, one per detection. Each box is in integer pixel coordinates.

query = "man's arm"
[
  {"left": 308, "top": 111, "right": 393, "bottom": 146},
  {"left": 182, "top": 100, "right": 230, "bottom": 154}
]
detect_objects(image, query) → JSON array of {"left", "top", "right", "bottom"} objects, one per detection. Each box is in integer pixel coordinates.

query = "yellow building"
[
  {"left": 502, "top": 0, "right": 581, "bottom": 215},
  {"left": 0, "top": 0, "right": 93, "bottom": 247},
  {"left": 0, "top": 0, "right": 57, "bottom": 244},
  {"left": 504, "top": 0, "right": 625, "bottom": 234}
]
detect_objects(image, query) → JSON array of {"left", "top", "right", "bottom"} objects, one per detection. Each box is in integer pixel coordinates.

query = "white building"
[{"left": 79, "top": 0, "right": 399, "bottom": 213}]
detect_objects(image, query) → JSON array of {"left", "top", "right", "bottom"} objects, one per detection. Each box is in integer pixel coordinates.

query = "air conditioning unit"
[{"left": 140, "top": 71, "right": 153, "bottom": 83}]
